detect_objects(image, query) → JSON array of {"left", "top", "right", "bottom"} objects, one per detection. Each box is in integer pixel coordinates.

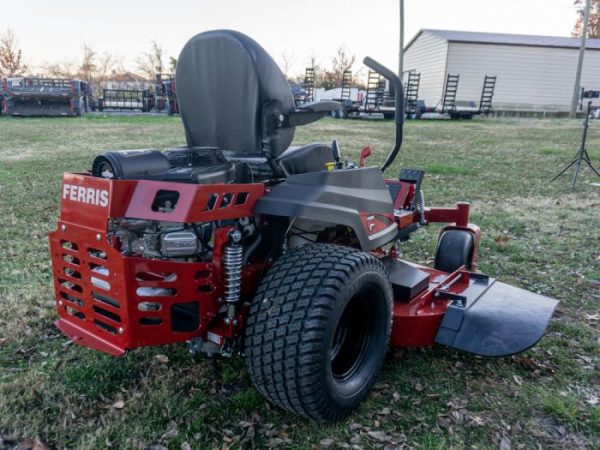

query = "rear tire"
[
  {"left": 434, "top": 229, "right": 474, "bottom": 273},
  {"left": 244, "top": 244, "right": 392, "bottom": 422}
]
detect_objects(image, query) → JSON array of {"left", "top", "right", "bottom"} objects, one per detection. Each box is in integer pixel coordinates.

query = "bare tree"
[
  {"left": 331, "top": 45, "right": 356, "bottom": 86},
  {"left": 574, "top": 0, "right": 600, "bottom": 37},
  {"left": 307, "top": 51, "right": 325, "bottom": 87},
  {"left": 308, "top": 52, "right": 320, "bottom": 71},
  {"left": 0, "top": 29, "right": 28, "bottom": 76},
  {"left": 315, "top": 45, "right": 358, "bottom": 90},
  {"left": 78, "top": 44, "right": 97, "bottom": 84},
  {"left": 41, "top": 60, "right": 77, "bottom": 78},
  {"left": 93, "top": 53, "right": 118, "bottom": 91},
  {"left": 137, "top": 41, "right": 165, "bottom": 80},
  {"left": 279, "top": 51, "right": 296, "bottom": 78},
  {"left": 169, "top": 56, "right": 177, "bottom": 75}
]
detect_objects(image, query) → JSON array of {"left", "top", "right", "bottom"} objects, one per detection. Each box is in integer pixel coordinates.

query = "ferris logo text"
[{"left": 62, "top": 184, "right": 109, "bottom": 207}]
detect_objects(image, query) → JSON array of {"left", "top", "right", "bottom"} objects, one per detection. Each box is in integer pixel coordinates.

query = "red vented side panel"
[
  {"left": 49, "top": 224, "right": 224, "bottom": 354},
  {"left": 50, "top": 173, "right": 266, "bottom": 355}
]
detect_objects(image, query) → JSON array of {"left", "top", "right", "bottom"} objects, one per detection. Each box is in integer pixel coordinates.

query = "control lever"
[
  {"left": 359, "top": 146, "right": 372, "bottom": 167},
  {"left": 331, "top": 140, "right": 343, "bottom": 169}
]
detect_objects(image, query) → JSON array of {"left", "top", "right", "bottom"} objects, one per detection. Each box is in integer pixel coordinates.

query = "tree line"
[
  {"left": 0, "top": 29, "right": 176, "bottom": 90},
  {"left": 3, "top": 4, "right": 600, "bottom": 87},
  {"left": 0, "top": 29, "right": 365, "bottom": 92},
  {"left": 574, "top": 0, "right": 600, "bottom": 37}
]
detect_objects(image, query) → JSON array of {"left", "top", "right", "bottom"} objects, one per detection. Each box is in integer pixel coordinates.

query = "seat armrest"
[{"left": 297, "top": 101, "right": 340, "bottom": 112}]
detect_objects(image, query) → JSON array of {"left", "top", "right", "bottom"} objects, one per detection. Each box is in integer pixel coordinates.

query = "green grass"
[{"left": 0, "top": 114, "right": 599, "bottom": 449}]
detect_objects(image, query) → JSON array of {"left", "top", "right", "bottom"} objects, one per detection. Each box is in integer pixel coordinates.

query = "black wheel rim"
[{"left": 331, "top": 288, "right": 375, "bottom": 381}]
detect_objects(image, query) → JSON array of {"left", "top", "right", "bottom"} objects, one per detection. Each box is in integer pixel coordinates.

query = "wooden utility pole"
[
  {"left": 570, "top": 0, "right": 591, "bottom": 118},
  {"left": 398, "top": 0, "right": 404, "bottom": 78}
]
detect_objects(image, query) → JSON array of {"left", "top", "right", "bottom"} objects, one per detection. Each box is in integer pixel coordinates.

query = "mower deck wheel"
[
  {"left": 434, "top": 229, "right": 474, "bottom": 273},
  {"left": 244, "top": 244, "right": 393, "bottom": 422}
]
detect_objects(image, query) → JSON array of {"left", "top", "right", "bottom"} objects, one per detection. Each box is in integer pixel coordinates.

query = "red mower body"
[{"left": 49, "top": 172, "right": 492, "bottom": 357}]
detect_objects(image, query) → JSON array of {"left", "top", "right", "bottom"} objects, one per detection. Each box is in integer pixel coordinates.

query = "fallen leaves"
[
  {"left": 318, "top": 437, "right": 335, "bottom": 449},
  {"left": 154, "top": 354, "right": 169, "bottom": 364},
  {"left": 512, "top": 375, "right": 523, "bottom": 386},
  {"left": 15, "top": 438, "right": 49, "bottom": 450},
  {"left": 499, "top": 435, "right": 511, "bottom": 450},
  {"left": 112, "top": 400, "right": 125, "bottom": 409}
]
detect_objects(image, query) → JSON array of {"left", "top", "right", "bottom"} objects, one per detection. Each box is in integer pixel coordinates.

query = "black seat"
[{"left": 176, "top": 30, "right": 338, "bottom": 179}]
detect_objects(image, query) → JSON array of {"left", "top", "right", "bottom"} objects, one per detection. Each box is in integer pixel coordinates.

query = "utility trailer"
[
  {"left": 404, "top": 72, "right": 421, "bottom": 119},
  {"left": 436, "top": 74, "right": 497, "bottom": 119},
  {"left": 4, "top": 77, "right": 92, "bottom": 116},
  {"left": 303, "top": 67, "right": 315, "bottom": 103},
  {"left": 98, "top": 89, "right": 153, "bottom": 112},
  {"left": 331, "top": 69, "right": 371, "bottom": 119},
  {"left": 336, "top": 70, "right": 396, "bottom": 120},
  {"left": 155, "top": 74, "right": 178, "bottom": 115},
  {"left": 328, "top": 69, "right": 363, "bottom": 119},
  {"left": 290, "top": 68, "right": 315, "bottom": 107}
]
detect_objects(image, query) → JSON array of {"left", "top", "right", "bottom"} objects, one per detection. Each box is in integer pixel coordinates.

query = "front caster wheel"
[
  {"left": 244, "top": 244, "right": 393, "bottom": 422},
  {"left": 434, "top": 229, "right": 475, "bottom": 273}
]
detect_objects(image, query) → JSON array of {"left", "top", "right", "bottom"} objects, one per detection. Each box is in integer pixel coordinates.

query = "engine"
[{"left": 109, "top": 217, "right": 257, "bottom": 261}]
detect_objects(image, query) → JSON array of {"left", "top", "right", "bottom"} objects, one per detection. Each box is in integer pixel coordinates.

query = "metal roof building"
[{"left": 403, "top": 29, "right": 600, "bottom": 113}]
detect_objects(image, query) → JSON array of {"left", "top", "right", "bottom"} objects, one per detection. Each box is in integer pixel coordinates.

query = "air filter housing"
[{"left": 91, "top": 149, "right": 171, "bottom": 179}]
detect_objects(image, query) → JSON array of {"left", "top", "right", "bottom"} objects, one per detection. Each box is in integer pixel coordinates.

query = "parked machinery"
[
  {"left": 331, "top": 70, "right": 396, "bottom": 120},
  {"left": 3, "top": 77, "right": 93, "bottom": 116},
  {"left": 439, "top": 74, "right": 497, "bottom": 119},
  {"left": 329, "top": 69, "right": 361, "bottom": 119},
  {"left": 98, "top": 88, "right": 154, "bottom": 112},
  {"left": 303, "top": 67, "right": 315, "bottom": 103},
  {"left": 155, "top": 73, "right": 179, "bottom": 115},
  {"left": 404, "top": 72, "right": 421, "bottom": 119}
]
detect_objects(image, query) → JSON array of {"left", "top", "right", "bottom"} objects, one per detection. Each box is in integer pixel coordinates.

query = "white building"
[{"left": 403, "top": 29, "right": 600, "bottom": 112}]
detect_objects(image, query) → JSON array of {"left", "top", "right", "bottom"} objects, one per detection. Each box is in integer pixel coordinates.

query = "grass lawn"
[{"left": 0, "top": 114, "right": 598, "bottom": 449}]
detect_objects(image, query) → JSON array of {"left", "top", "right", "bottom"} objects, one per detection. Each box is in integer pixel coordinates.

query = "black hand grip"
[
  {"left": 363, "top": 56, "right": 405, "bottom": 172},
  {"left": 363, "top": 57, "right": 404, "bottom": 125}
]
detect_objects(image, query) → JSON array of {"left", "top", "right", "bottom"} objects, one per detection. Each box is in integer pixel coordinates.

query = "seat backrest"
[{"left": 176, "top": 30, "right": 296, "bottom": 159}]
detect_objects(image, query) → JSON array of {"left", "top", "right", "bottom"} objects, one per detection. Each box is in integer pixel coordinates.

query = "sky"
[{"left": 0, "top": 0, "right": 580, "bottom": 77}]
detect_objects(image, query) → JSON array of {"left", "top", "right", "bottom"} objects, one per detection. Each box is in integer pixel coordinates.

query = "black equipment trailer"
[
  {"left": 404, "top": 72, "right": 421, "bottom": 119},
  {"left": 439, "top": 74, "right": 497, "bottom": 119},
  {"left": 3, "top": 77, "right": 93, "bottom": 116},
  {"left": 330, "top": 69, "right": 394, "bottom": 120},
  {"left": 303, "top": 67, "right": 315, "bottom": 103},
  {"left": 329, "top": 69, "right": 362, "bottom": 118},
  {"left": 98, "top": 88, "right": 153, "bottom": 112}
]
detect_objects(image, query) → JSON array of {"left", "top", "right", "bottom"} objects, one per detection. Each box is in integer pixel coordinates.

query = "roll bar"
[{"left": 363, "top": 57, "right": 404, "bottom": 173}]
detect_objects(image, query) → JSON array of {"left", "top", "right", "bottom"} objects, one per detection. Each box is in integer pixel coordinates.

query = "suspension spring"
[
  {"left": 223, "top": 241, "right": 243, "bottom": 303},
  {"left": 416, "top": 189, "right": 427, "bottom": 225}
]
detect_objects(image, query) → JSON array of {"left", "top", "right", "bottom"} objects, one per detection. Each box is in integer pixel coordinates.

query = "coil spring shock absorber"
[
  {"left": 416, "top": 190, "right": 427, "bottom": 225},
  {"left": 224, "top": 230, "right": 243, "bottom": 320}
]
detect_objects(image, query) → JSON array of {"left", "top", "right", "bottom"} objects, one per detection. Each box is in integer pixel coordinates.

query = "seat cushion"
[
  {"left": 276, "top": 143, "right": 334, "bottom": 176},
  {"left": 176, "top": 30, "right": 296, "bottom": 159}
]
